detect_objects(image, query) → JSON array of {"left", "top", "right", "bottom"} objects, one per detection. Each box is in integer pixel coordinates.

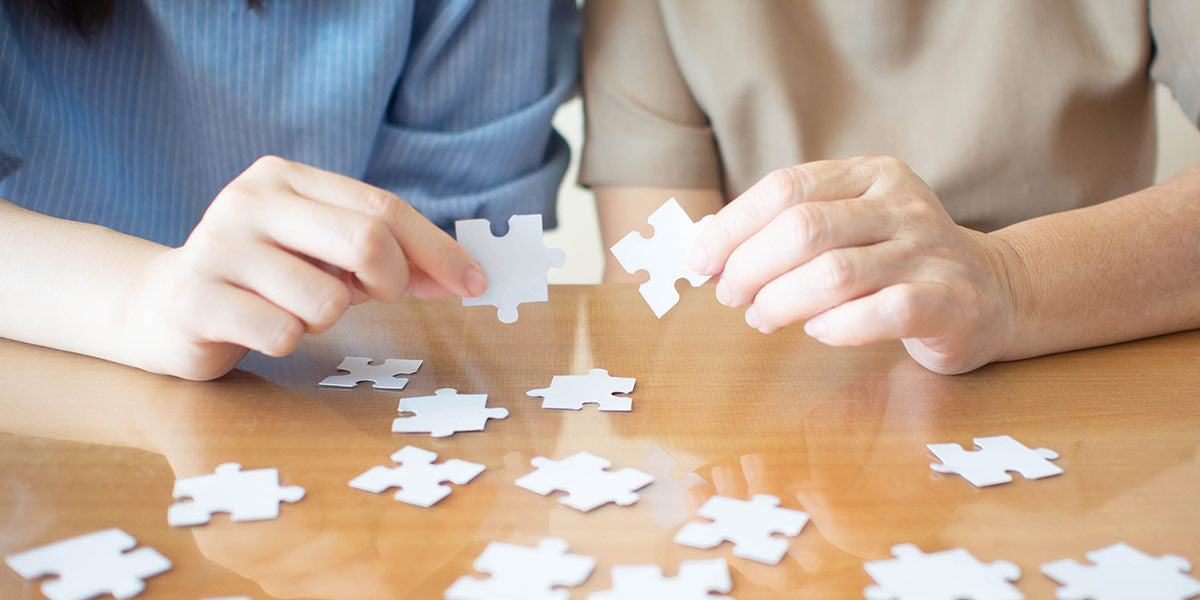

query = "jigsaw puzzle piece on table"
[
  {"left": 864, "top": 543, "right": 1023, "bottom": 600},
  {"left": 444, "top": 537, "right": 595, "bottom": 600},
  {"left": 168, "top": 463, "right": 305, "bottom": 527},
  {"left": 928, "top": 434, "right": 1062, "bottom": 487},
  {"left": 515, "top": 451, "right": 654, "bottom": 512},
  {"left": 5, "top": 528, "right": 172, "bottom": 600},
  {"left": 588, "top": 558, "right": 732, "bottom": 600},
  {"left": 610, "top": 198, "right": 714, "bottom": 318},
  {"left": 456, "top": 214, "right": 566, "bottom": 324},
  {"left": 640, "top": 446, "right": 706, "bottom": 529},
  {"left": 1041, "top": 542, "right": 1200, "bottom": 600},
  {"left": 350, "top": 445, "right": 485, "bottom": 508},
  {"left": 674, "top": 494, "right": 808, "bottom": 565},
  {"left": 392, "top": 388, "right": 509, "bottom": 438},
  {"left": 318, "top": 356, "right": 423, "bottom": 390},
  {"left": 527, "top": 368, "right": 636, "bottom": 412}
]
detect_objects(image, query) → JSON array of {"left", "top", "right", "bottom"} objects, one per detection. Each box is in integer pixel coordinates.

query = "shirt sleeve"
[
  {"left": 362, "top": 0, "right": 579, "bottom": 231},
  {"left": 578, "top": 0, "right": 721, "bottom": 190},
  {"left": 1150, "top": 0, "right": 1200, "bottom": 125},
  {"left": 0, "top": 104, "right": 21, "bottom": 181}
]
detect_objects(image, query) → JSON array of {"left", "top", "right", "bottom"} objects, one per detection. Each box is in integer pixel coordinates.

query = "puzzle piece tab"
[
  {"left": 456, "top": 214, "right": 566, "bottom": 323},
  {"left": 674, "top": 494, "right": 808, "bottom": 564},
  {"left": 445, "top": 538, "right": 595, "bottom": 600},
  {"left": 318, "top": 356, "right": 422, "bottom": 390},
  {"left": 392, "top": 388, "right": 509, "bottom": 438},
  {"left": 527, "top": 368, "right": 636, "bottom": 412},
  {"left": 5, "top": 529, "right": 172, "bottom": 600},
  {"left": 928, "top": 434, "right": 1062, "bottom": 487},
  {"left": 1041, "top": 542, "right": 1200, "bottom": 600},
  {"left": 589, "top": 558, "right": 732, "bottom": 600},
  {"left": 610, "top": 198, "right": 714, "bottom": 318},
  {"left": 515, "top": 451, "right": 654, "bottom": 512},
  {"left": 864, "top": 543, "right": 1023, "bottom": 600},
  {"left": 350, "top": 445, "right": 485, "bottom": 508},
  {"left": 168, "top": 463, "right": 305, "bottom": 526}
]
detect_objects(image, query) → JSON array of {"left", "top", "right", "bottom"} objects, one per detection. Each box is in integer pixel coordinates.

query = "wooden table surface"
[{"left": 2, "top": 285, "right": 1198, "bottom": 599}]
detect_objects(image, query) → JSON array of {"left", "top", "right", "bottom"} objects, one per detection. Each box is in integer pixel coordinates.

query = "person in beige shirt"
[{"left": 581, "top": 0, "right": 1200, "bottom": 374}]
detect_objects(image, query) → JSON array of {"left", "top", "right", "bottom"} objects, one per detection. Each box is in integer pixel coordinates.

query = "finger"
[
  {"left": 216, "top": 241, "right": 351, "bottom": 334},
  {"left": 802, "top": 282, "right": 956, "bottom": 346},
  {"left": 404, "top": 267, "right": 457, "bottom": 299},
  {"left": 690, "top": 159, "right": 878, "bottom": 276},
  {"left": 711, "top": 465, "right": 748, "bottom": 500},
  {"left": 261, "top": 157, "right": 485, "bottom": 298},
  {"left": 194, "top": 284, "right": 305, "bottom": 357},
  {"left": 739, "top": 454, "right": 772, "bottom": 497},
  {"left": 747, "top": 241, "right": 914, "bottom": 333},
  {"left": 718, "top": 196, "right": 899, "bottom": 307}
]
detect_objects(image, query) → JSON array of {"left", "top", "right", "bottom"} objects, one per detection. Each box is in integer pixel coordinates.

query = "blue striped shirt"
[{"left": 0, "top": 0, "right": 578, "bottom": 246}]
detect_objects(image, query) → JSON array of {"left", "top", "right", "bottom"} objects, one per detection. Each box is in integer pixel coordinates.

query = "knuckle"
[
  {"left": 782, "top": 204, "right": 826, "bottom": 249},
  {"left": 873, "top": 155, "right": 909, "bottom": 172},
  {"left": 349, "top": 219, "right": 392, "bottom": 269},
  {"left": 264, "top": 317, "right": 304, "bottom": 356},
  {"left": 249, "top": 154, "right": 290, "bottom": 173},
  {"left": 358, "top": 188, "right": 403, "bottom": 221},
  {"left": 766, "top": 168, "right": 797, "bottom": 202},
  {"left": 310, "top": 285, "right": 351, "bottom": 332},
  {"left": 883, "top": 285, "right": 921, "bottom": 326},
  {"left": 818, "top": 251, "right": 858, "bottom": 295}
]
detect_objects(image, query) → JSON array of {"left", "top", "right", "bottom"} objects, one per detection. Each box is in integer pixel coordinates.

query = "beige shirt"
[{"left": 580, "top": 1, "right": 1200, "bottom": 232}]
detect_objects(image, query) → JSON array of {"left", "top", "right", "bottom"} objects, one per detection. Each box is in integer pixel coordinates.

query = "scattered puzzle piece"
[
  {"left": 640, "top": 446, "right": 706, "bottom": 529},
  {"left": 5, "top": 528, "right": 171, "bottom": 600},
  {"left": 456, "top": 214, "right": 566, "bottom": 323},
  {"left": 350, "top": 446, "right": 485, "bottom": 508},
  {"left": 864, "top": 543, "right": 1023, "bottom": 600},
  {"left": 928, "top": 434, "right": 1062, "bottom": 487},
  {"left": 588, "top": 558, "right": 732, "bottom": 600},
  {"left": 1041, "top": 542, "right": 1200, "bottom": 600},
  {"left": 610, "top": 198, "right": 714, "bottom": 318},
  {"left": 392, "top": 388, "right": 509, "bottom": 438},
  {"left": 444, "top": 537, "right": 595, "bottom": 600},
  {"left": 318, "top": 356, "right": 422, "bottom": 390},
  {"left": 168, "top": 463, "right": 305, "bottom": 527},
  {"left": 527, "top": 368, "right": 636, "bottom": 412},
  {"left": 674, "top": 494, "right": 808, "bottom": 564},
  {"left": 515, "top": 451, "right": 654, "bottom": 512}
]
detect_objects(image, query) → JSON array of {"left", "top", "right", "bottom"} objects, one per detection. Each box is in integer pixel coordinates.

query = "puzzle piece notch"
[
  {"left": 393, "top": 388, "right": 509, "bottom": 438},
  {"left": 515, "top": 451, "right": 655, "bottom": 512},
  {"left": 527, "top": 368, "right": 636, "bottom": 412},
  {"left": 674, "top": 494, "right": 809, "bottom": 565},
  {"left": 456, "top": 214, "right": 566, "bottom": 323},
  {"left": 445, "top": 537, "right": 596, "bottom": 600},
  {"left": 1041, "top": 542, "right": 1200, "bottom": 600},
  {"left": 168, "top": 463, "right": 305, "bottom": 527},
  {"left": 318, "top": 356, "right": 423, "bottom": 390},
  {"left": 610, "top": 198, "right": 714, "bottom": 318},
  {"left": 350, "top": 445, "right": 485, "bottom": 508},
  {"left": 928, "top": 434, "right": 1063, "bottom": 487},
  {"left": 5, "top": 528, "right": 172, "bottom": 600},
  {"left": 588, "top": 558, "right": 733, "bottom": 600},
  {"left": 864, "top": 543, "right": 1023, "bottom": 600}
]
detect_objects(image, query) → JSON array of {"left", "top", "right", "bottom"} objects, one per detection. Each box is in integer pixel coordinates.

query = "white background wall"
[{"left": 545, "top": 85, "right": 1200, "bottom": 284}]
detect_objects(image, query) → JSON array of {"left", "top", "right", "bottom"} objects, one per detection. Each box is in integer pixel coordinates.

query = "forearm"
[
  {"left": 595, "top": 186, "right": 724, "bottom": 282},
  {"left": 993, "top": 164, "right": 1200, "bottom": 360},
  {"left": 0, "top": 198, "right": 164, "bottom": 367}
]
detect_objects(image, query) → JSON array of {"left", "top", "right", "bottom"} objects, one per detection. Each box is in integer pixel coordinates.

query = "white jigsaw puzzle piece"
[
  {"left": 610, "top": 198, "right": 714, "bottom": 318},
  {"left": 1041, "top": 542, "right": 1200, "bottom": 600},
  {"left": 445, "top": 537, "right": 595, "bottom": 600},
  {"left": 527, "top": 368, "right": 636, "bottom": 412},
  {"left": 350, "top": 445, "right": 486, "bottom": 508},
  {"left": 864, "top": 543, "right": 1023, "bottom": 600},
  {"left": 588, "top": 558, "right": 732, "bottom": 600},
  {"left": 674, "top": 494, "right": 808, "bottom": 564},
  {"left": 168, "top": 463, "right": 305, "bottom": 527},
  {"left": 640, "top": 446, "right": 706, "bottom": 529},
  {"left": 5, "top": 529, "right": 172, "bottom": 600},
  {"left": 456, "top": 215, "right": 566, "bottom": 324},
  {"left": 318, "top": 356, "right": 423, "bottom": 390},
  {"left": 928, "top": 434, "right": 1062, "bottom": 487},
  {"left": 515, "top": 451, "right": 654, "bottom": 512},
  {"left": 392, "top": 388, "right": 509, "bottom": 438}
]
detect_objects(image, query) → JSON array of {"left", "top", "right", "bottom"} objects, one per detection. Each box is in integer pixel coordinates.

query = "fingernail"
[
  {"left": 465, "top": 266, "right": 487, "bottom": 297},
  {"left": 715, "top": 279, "right": 732, "bottom": 306},
  {"left": 745, "top": 305, "right": 760, "bottom": 329},
  {"left": 688, "top": 245, "right": 709, "bottom": 274},
  {"left": 804, "top": 318, "right": 826, "bottom": 339}
]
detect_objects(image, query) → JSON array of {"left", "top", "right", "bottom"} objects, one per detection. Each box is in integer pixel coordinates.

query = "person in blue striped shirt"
[{"left": 0, "top": 0, "right": 578, "bottom": 380}]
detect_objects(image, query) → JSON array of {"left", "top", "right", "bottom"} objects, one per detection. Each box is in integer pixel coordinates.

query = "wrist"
[{"left": 981, "top": 229, "right": 1034, "bottom": 363}]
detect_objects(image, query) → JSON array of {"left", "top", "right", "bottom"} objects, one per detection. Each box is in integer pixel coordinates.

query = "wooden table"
[{"left": 2, "top": 285, "right": 1198, "bottom": 599}]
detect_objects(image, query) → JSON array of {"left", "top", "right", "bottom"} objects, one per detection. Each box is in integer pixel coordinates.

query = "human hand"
[
  {"left": 689, "top": 156, "right": 1025, "bottom": 374},
  {"left": 128, "top": 156, "right": 486, "bottom": 380}
]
